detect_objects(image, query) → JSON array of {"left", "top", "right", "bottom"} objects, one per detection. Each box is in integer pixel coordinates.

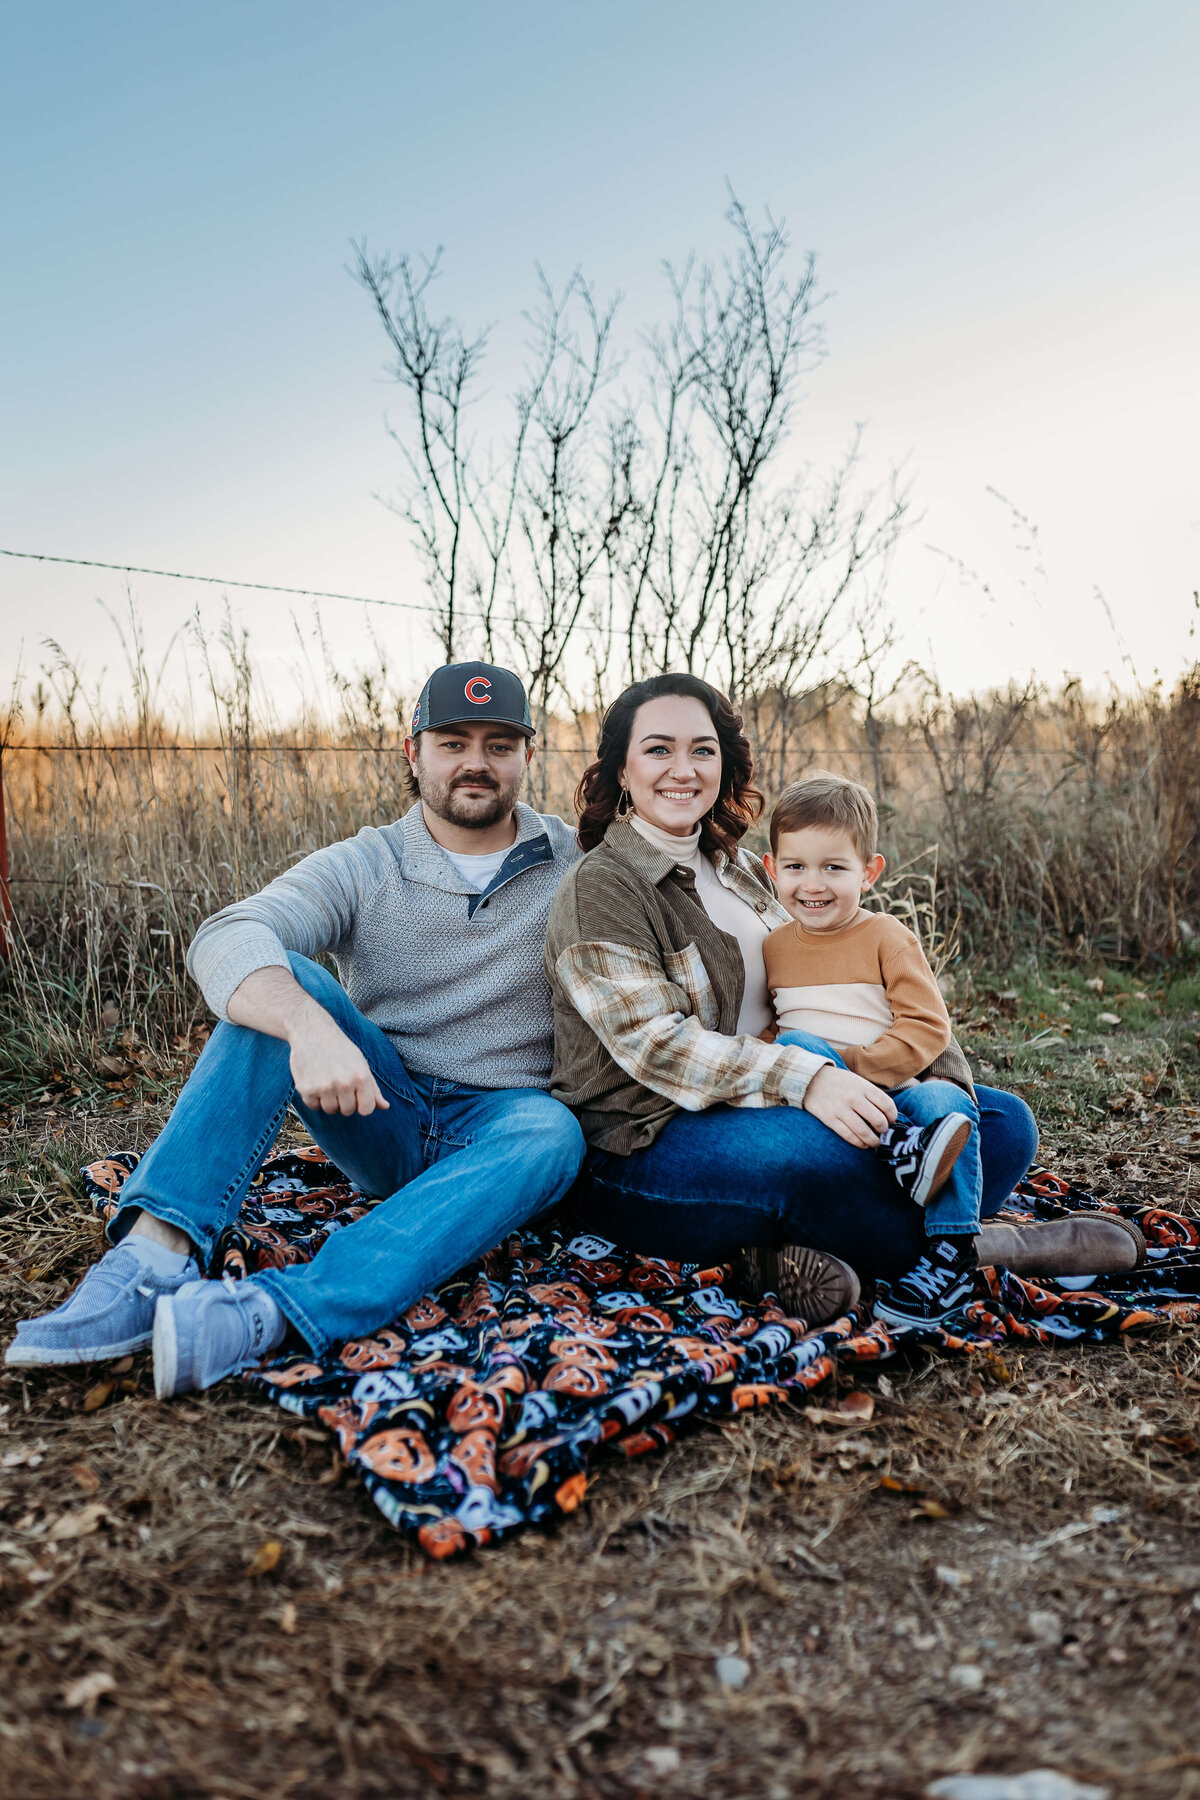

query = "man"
[{"left": 7, "top": 662, "right": 585, "bottom": 1395}]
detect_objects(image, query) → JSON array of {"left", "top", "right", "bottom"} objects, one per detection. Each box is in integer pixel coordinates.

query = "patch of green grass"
[{"left": 943, "top": 960, "right": 1200, "bottom": 1174}]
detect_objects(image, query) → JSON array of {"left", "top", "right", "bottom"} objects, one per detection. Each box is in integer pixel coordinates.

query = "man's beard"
[{"left": 418, "top": 764, "right": 525, "bottom": 831}]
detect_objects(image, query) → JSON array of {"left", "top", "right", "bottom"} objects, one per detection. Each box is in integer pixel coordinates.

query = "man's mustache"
[{"left": 450, "top": 772, "right": 501, "bottom": 791}]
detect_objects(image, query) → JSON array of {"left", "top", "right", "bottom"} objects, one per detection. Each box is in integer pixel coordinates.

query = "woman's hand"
[{"left": 802, "top": 1064, "right": 897, "bottom": 1148}]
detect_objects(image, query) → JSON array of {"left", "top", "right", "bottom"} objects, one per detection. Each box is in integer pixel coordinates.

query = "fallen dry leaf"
[
  {"left": 803, "top": 1406, "right": 873, "bottom": 1427},
  {"left": 61, "top": 1670, "right": 115, "bottom": 1713},
  {"left": 279, "top": 1601, "right": 298, "bottom": 1634},
  {"left": 81, "top": 1381, "right": 114, "bottom": 1414},
  {"left": 246, "top": 1539, "right": 283, "bottom": 1577},
  {"left": 913, "top": 1497, "right": 957, "bottom": 1520},
  {"left": 49, "top": 1502, "right": 110, "bottom": 1542},
  {"left": 70, "top": 1462, "right": 101, "bottom": 1495},
  {"left": 838, "top": 1390, "right": 875, "bottom": 1421},
  {"left": 109, "top": 1355, "right": 134, "bottom": 1374}
]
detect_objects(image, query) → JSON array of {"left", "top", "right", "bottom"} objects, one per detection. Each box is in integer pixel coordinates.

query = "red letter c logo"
[{"left": 464, "top": 677, "right": 491, "bottom": 704}]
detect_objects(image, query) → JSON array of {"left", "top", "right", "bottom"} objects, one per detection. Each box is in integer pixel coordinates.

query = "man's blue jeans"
[
  {"left": 578, "top": 1072, "right": 1036, "bottom": 1284},
  {"left": 777, "top": 1030, "right": 981, "bottom": 1239},
  {"left": 111, "top": 956, "right": 585, "bottom": 1354}
]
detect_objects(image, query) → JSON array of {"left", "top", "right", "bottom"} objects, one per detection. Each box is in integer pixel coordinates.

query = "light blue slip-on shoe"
[
  {"left": 5, "top": 1244, "right": 200, "bottom": 1367},
  {"left": 152, "top": 1277, "right": 284, "bottom": 1399}
]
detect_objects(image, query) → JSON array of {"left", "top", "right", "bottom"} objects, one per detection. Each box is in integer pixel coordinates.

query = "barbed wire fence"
[{"left": 2, "top": 545, "right": 1196, "bottom": 973}]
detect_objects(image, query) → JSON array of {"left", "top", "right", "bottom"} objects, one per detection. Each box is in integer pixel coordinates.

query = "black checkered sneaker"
[
  {"left": 877, "top": 1112, "right": 973, "bottom": 1208},
  {"left": 873, "top": 1235, "right": 979, "bottom": 1329}
]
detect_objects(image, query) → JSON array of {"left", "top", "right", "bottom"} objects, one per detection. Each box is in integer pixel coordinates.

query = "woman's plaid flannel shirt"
[{"left": 544, "top": 814, "right": 833, "bottom": 1154}]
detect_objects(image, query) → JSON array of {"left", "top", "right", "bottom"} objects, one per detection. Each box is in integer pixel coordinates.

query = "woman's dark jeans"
[{"left": 577, "top": 1086, "right": 1038, "bottom": 1281}]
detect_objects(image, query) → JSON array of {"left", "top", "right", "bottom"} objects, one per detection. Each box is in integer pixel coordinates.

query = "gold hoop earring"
[{"left": 616, "top": 787, "right": 631, "bottom": 817}]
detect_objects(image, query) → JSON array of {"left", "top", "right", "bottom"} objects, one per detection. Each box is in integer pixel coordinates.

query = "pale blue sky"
[{"left": 2, "top": 1, "right": 1197, "bottom": 711}]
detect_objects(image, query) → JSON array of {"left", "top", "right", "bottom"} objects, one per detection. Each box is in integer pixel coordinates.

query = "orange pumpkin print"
[
  {"left": 543, "top": 1361, "right": 610, "bottom": 1398},
  {"left": 317, "top": 1397, "right": 379, "bottom": 1454},
  {"left": 418, "top": 1516, "right": 470, "bottom": 1559},
  {"left": 449, "top": 1427, "right": 498, "bottom": 1492},
  {"left": 446, "top": 1366, "right": 525, "bottom": 1432},
  {"left": 555, "top": 1472, "right": 588, "bottom": 1512},
  {"left": 501, "top": 1313, "right": 543, "bottom": 1339},
  {"left": 339, "top": 1329, "right": 406, "bottom": 1372},
  {"left": 553, "top": 1306, "right": 619, "bottom": 1336},
  {"left": 295, "top": 1193, "right": 339, "bottom": 1217},
  {"left": 547, "top": 1335, "right": 617, "bottom": 1372},
  {"left": 447, "top": 1382, "right": 505, "bottom": 1432},
  {"left": 570, "top": 1257, "right": 624, "bottom": 1289},
  {"left": 404, "top": 1297, "right": 448, "bottom": 1331},
  {"left": 259, "top": 1360, "right": 324, "bottom": 1387},
  {"left": 459, "top": 1282, "right": 500, "bottom": 1327},
  {"left": 629, "top": 1259, "right": 678, "bottom": 1293},
  {"left": 1139, "top": 1209, "right": 1199, "bottom": 1248},
  {"left": 529, "top": 1281, "right": 591, "bottom": 1309},
  {"left": 611, "top": 1305, "right": 673, "bottom": 1333},
  {"left": 87, "top": 1159, "right": 132, "bottom": 1193},
  {"left": 356, "top": 1426, "right": 437, "bottom": 1484},
  {"left": 497, "top": 1437, "right": 563, "bottom": 1478}
]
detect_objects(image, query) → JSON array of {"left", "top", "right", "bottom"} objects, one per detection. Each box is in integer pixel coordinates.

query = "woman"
[{"left": 545, "top": 672, "right": 1131, "bottom": 1323}]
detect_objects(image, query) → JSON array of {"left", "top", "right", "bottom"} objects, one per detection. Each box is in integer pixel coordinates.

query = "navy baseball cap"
[{"left": 411, "top": 661, "right": 535, "bottom": 737}]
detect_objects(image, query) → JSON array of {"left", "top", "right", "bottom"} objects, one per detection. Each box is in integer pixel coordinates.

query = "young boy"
[{"left": 762, "top": 773, "right": 980, "bottom": 1328}]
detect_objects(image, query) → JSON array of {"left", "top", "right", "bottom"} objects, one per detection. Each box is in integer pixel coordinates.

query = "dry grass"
[
  {"left": 3, "top": 987, "right": 1200, "bottom": 1799},
  {"left": 3, "top": 649, "right": 1199, "bottom": 1098}
]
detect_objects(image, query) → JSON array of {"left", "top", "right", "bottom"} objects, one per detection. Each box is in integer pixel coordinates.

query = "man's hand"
[
  {"left": 226, "top": 965, "right": 390, "bottom": 1117},
  {"left": 802, "top": 1063, "right": 896, "bottom": 1149},
  {"left": 289, "top": 1015, "right": 390, "bottom": 1116}
]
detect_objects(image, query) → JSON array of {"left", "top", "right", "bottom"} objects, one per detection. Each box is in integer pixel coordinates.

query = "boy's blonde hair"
[{"left": 769, "top": 770, "right": 878, "bottom": 862}]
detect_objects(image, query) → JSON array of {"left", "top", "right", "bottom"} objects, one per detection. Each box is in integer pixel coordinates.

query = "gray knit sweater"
[{"left": 186, "top": 802, "right": 581, "bottom": 1090}]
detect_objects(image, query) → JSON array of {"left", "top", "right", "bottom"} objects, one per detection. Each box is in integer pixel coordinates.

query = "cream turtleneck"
[{"left": 629, "top": 814, "right": 772, "bottom": 1035}]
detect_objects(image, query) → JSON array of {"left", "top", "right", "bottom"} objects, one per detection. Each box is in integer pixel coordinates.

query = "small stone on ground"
[{"left": 927, "top": 1771, "right": 1110, "bottom": 1800}]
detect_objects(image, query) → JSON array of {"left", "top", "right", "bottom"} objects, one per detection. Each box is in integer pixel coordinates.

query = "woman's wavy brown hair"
[{"left": 575, "top": 672, "right": 764, "bottom": 857}]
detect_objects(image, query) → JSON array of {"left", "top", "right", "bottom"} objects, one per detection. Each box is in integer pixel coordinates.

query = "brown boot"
[
  {"left": 974, "top": 1212, "right": 1145, "bottom": 1277},
  {"left": 735, "top": 1244, "right": 861, "bottom": 1326}
]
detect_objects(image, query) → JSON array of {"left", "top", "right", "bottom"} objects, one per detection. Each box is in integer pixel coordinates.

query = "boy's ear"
[
  {"left": 861, "top": 853, "right": 886, "bottom": 892},
  {"left": 763, "top": 851, "right": 777, "bottom": 882}
]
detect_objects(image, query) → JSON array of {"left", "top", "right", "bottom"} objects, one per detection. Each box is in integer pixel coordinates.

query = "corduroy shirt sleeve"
[
  {"left": 551, "top": 869, "right": 830, "bottom": 1114},
  {"left": 838, "top": 922, "right": 954, "bottom": 1087}
]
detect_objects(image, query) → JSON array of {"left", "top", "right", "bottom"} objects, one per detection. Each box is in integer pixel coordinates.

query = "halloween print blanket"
[{"left": 83, "top": 1151, "right": 1200, "bottom": 1560}]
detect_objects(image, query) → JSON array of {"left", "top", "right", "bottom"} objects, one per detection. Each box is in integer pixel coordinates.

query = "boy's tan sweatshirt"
[{"left": 763, "top": 909, "right": 971, "bottom": 1093}]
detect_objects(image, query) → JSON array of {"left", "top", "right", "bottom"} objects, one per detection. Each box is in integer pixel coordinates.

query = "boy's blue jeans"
[
  {"left": 777, "top": 1030, "right": 981, "bottom": 1239},
  {"left": 110, "top": 955, "right": 585, "bottom": 1354}
]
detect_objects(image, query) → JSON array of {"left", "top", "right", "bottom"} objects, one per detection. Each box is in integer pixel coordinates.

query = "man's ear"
[
  {"left": 403, "top": 734, "right": 420, "bottom": 775},
  {"left": 525, "top": 739, "right": 536, "bottom": 767},
  {"left": 862, "top": 853, "right": 886, "bottom": 892},
  {"left": 763, "top": 851, "right": 777, "bottom": 882}
]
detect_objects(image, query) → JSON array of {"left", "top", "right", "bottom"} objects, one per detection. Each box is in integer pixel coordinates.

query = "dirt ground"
[{"left": 2, "top": 975, "right": 1199, "bottom": 1800}]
